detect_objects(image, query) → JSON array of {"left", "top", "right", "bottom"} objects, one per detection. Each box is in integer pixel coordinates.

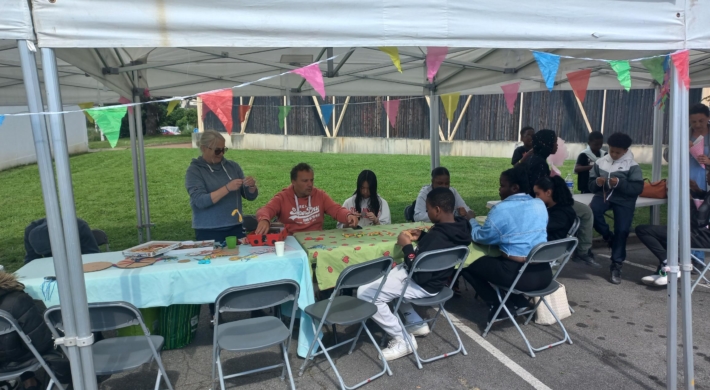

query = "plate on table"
[{"left": 123, "top": 241, "right": 180, "bottom": 258}]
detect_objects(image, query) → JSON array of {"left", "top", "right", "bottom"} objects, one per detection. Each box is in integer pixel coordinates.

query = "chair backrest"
[
  {"left": 45, "top": 302, "right": 144, "bottom": 334},
  {"left": 92, "top": 229, "right": 108, "bottom": 247},
  {"left": 334, "top": 257, "right": 393, "bottom": 292},
  {"left": 567, "top": 217, "right": 581, "bottom": 238},
  {"left": 527, "top": 238, "right": 578, "bottom": 265},
  {"left": 410, "top": 246, "right": 469, "bottom": 273},
  {"left": 216, "top": 279, "right": 299, "bottom": 313},
  {"left": 242, "top": 214, "right": 259, "bottom": 233},
  {"left": 0, "top": 310, "right": 20, "bottom": 337}
]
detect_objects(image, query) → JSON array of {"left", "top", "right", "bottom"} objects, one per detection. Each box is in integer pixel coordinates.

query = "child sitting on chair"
[
  {"left": 357, "top": 187, "right": 472, "bottom": 362},
  {"left": 589, "top": 132, "right": 644, "bottom": 285}
]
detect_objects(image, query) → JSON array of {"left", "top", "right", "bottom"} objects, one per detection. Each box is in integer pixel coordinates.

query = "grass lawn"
[
  {"left": 88, "top": 134, "right": 192, "bottom": 149},
  {"left": 0, "top": 149, "right": 666, "bottom": 272}
]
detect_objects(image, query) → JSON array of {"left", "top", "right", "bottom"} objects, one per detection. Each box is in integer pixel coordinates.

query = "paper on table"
[{"left": 690, "top": 136, "right": 705, "bottom": 169}]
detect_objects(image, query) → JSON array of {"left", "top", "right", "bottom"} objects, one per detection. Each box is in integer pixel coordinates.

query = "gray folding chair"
[
  {"left": 211, "top": 279, "right": 299, "bottom": 390},
  {"left": 482, "top": 237, "right": 578, "bottom": 357},
  {"left": 690, "top": 248, "right": 710, "bottom": 293},
  {"left": 0, "top": 310, "right": 65, "bottom": 390},
  {"left": 299, "top": 257, "right": 394, "bottom": 390},
  {"left": 567, "top": 217, "right": 581, "bottom": 238},
  {"left": 44, "top": 302, "right": 172, "bottom": 390},
  {"left": 389, "top": 246, "right": 470, "bottom": 369}
]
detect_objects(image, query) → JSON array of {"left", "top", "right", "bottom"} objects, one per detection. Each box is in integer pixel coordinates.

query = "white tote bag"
[{"left": 534, "top": 283, "right": 571, "bottom": 325}]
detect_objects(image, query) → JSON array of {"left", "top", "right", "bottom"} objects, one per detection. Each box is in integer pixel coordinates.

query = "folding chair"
[
  {"left": 389, "top": 246, "right": 470, "bottom": 369},
  {"left": 567, "top": 217, "right": 581, "bottom": 238},
  {"left": 0, "top": 310, "right": 65, "bottom": 390},
  {"left": 299, "top": 257, "right": 394, "bottom": 390},
  {"left": 691, "top": 248, "right": 710, "bottom": 293},
  {"left": 483, "top": 237, "right": 577, "bottom": 357},
  {"left": 44, "top": 302, "right": 173, "bottom": 390},
  {"left": 211, "top": 279, "right": 299, "bottom": 390}
]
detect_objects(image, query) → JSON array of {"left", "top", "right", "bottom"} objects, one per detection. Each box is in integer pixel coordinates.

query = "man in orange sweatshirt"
[{"left": 255, "top": 163, "right": 359, "bottom": 234}]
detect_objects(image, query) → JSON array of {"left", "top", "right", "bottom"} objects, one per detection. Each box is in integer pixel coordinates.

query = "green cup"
[{"left": 225, "top": 236, "right": 237, "bottom": 249}]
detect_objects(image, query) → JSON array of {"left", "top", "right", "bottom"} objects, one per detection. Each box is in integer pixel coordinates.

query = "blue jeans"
[{"left": 590, "top": 196, "right": 635, "bottom": 268}]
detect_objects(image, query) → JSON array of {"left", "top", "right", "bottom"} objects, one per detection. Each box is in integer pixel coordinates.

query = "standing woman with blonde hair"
[{"left": 185, "top": 130, "right": 258, "bottom": 243}]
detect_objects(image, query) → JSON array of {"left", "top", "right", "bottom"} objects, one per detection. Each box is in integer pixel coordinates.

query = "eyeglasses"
[{"left": 208, "top": 147, "right": 228, "bottom": 155}]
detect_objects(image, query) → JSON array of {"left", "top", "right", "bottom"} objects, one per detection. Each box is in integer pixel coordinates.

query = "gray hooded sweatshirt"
[{"left": 185, "top": 156, "right": 258, "bottom": 229}]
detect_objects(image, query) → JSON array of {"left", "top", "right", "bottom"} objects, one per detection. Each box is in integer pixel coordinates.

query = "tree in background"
[{"left": 115, "top": 102, "right": 197, "bottom": 138}]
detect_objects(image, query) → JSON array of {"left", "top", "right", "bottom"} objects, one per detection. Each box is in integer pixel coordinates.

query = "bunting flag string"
[
  {"left": 78, "top": 102, "right": 95, "bottom": 123},
  {"left": 533, "top": 51, "right": 560, "bottom": 92},
  {"left": 291, "top": 64, "right": 326, "bottom": 98},
  {"left": 278, "top": 106, "right": 292, "bottom": 130},
  {"left": 200, "top": 89, "right": 234, "bottom": 134},
  {"left": 382, "top": 99, "right": 400, "bottom": 128},
  {"left": 500, "top": 82, "right": 521, "bottom": 114},
  {"left": 426, "top": 47, "right": 448, "bottom": 83},
  {"left": 609, "top": 60, "right": 631, "bottom": 91},
  {"left": 320, "top": 104, "right": 334, "bottom": 126},
  {"left": 238, "top": 105, "right": 252, "bottom": 123},
  {"left": 379, "top": 47, "right": 403, "bottom": 73},
  {"left": 118, "top": 97, "right": 133, "bottom": 114},
  {"left": 567, "top": 69, "right": 592, "bottom": 103},
  {"left": 441, "top": 93, "right": 461, "bottom": 122},
  {"left": 671, "top": 50, "right": 691, "bottom": 90},
  {"left": 86, "top": 106, "right": 126, "bottom": 148},
  {"left": 166, "top": 100, "right": 180, "bottom": 116}
]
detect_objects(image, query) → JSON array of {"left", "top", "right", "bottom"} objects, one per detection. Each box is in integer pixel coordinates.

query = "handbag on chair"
[
  {"left": 534, "top": 283, "right": 572, "bottom": 325},
  {"left": 640, "top": 179, "right": 667, "bottom": 199}
]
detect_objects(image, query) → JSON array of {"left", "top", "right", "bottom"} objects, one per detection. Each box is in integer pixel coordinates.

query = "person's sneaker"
[
  {"left": 653, "top": 266, "right": 680, "bottom": 286},
  {"left": 405, "top": 322, "right": 430, "bottom": 337},
  {"left": 381, "top": 335, "right": 417, "bottom": 361},
  {"left": 573, "top": 252, "right": 602, "bottom": 268},
  {"left": 610, "top": 268, "right": 622, "bottom": 284},
  {"left": 641, "top": 266, "right": 664, "bottom": 286}
]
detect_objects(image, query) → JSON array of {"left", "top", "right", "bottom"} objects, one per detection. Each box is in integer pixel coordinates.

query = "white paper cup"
[{"left": 275, "top": 241, "right": 285, "bottom": 257}]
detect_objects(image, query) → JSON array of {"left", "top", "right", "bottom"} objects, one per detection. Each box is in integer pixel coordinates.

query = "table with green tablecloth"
[{"left": 293, "top": 222, "right": 501, "bottom": 290}]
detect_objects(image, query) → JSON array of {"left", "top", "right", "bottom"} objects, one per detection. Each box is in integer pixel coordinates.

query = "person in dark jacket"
[
  {"left": 533, "top": 176, "right": 576, "bottom": 241},
  {"left": 589, "top": 132, "right": 644, "bottom": 284},
  {"left": 357, "top": 187, "right": 472, "bottom": 362},
  {"left": 511, "top": 126, "right": 535, "bottom": 166},
  {"left": 0, "top": 272, "right": 70, "bottom": 390},
  {"left": 524, "top": 129, "right": 558, "bottom": 197},
  {"left": 24, "top": 218, "right": 100, "bottom": 264}
]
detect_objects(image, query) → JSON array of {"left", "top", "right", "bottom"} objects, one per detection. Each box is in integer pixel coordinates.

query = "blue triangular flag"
[
  {"left": 0, "top": 115, "right": 5, "bottom": 126},
  {"left": 533, "top": 51, "right": 560, "bottom": 91},
  {"left": 320, "top": 104, "right": 334, "bottom": 126}
]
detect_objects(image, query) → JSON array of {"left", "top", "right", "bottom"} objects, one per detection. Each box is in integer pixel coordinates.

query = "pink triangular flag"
[
  {"left": 671, "top": 50, "right": 691, "bottom": 90},
  {"left": 199, "top": 89, "right": 234, "bottom": 134},
  {"left": 382, "top": 99, "right": 401, "bottom": 128},
  {"left": 567, "top": 69, "right": 592, "bottom": 103},
  {"left": 426, "top": 47, "right": 448, "bottom": 82},
  {"left": 500, "top": 82, "right": 521, "bottom": 114},
  {"left": 118, "top": 97, "right": 133, "bottom": 115},
  {"left": 291, "top": 64, "right": 326, "bottom": 98}
]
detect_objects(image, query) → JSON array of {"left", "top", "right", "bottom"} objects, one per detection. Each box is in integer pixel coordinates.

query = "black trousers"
[
  {"left": 462, "top": 256, "right": 552, "bottom": 307},
  {"left": 590, "top": 196, "right": 635, "bottom": 266}
]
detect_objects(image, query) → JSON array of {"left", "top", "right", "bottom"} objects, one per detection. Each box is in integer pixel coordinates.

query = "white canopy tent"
[{"left": 4, "top": 0, "right": 709, "bottom": 389}]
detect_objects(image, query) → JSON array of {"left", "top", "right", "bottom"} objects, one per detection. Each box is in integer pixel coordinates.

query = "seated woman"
[
  {"left": 461, "top": 165, "right": 549, "bottom": 324},
  {"left": 338, "top": 170, "right": 391, "bottom": 228},
  {"left": 533, "top": 176, "right": 576, "bottom": 241}
]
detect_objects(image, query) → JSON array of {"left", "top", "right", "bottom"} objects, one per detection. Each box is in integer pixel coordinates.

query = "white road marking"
[{"left": 448, "top": 313, "right": 552, "bottom": 390}]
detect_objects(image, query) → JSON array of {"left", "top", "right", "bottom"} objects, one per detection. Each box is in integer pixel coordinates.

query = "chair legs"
[
  {"left": 280, "top": 342, "right": 296, "bottom": 390},
  {"left": 691, "top": 253, "right": 710, "bottom": 293}
]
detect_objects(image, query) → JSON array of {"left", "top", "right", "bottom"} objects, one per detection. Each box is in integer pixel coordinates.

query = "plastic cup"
[
  {"left": 225, "top": 236, "right": 237, "bottom": 249},
  {"left": 275, "top": 241, "right": 285, "bottom": 257}
]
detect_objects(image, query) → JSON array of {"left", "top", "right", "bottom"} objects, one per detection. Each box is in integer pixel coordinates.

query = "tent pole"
[
  {"left": 651, "top": 86, "right": 665, "bottom": 225},
  {"left": 666, "top": 67, "right": 680, "bottom": 390},
  {"left": 18, "top": 39, "right": 88, "bottom": 390},
  {"left": 41, "top": 47, "right": 99, "bottom": 390},
  {"left": 127, "top": 108, "right": 144, "bottom": 243},
  {"left": 429, "top": 89, "right": 440, "bottom": 170},
  {"left": 133, "top": 72, "right": 152, "bottom": 241},
  {"left": 673, "top": 63, "right": 695, "bottom": 390}
]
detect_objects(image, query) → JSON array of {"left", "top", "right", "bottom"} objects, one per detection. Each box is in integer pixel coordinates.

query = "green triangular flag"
[
  {"left": 609, "top": 60, "right": 631, "bottom": 91},
  {"left": 278, "top": 106, "right": 292, "bottom": 130},
  {"left": 641, "top": 57, "right": 666, "bottom": 85},
  {"left": 86, "top": 106, "right": 127, "bottom": 148}
]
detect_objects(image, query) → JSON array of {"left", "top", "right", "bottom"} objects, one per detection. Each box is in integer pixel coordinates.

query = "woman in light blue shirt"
[{"left": 461, "top": 165, "right": 549, "bottom": 325}]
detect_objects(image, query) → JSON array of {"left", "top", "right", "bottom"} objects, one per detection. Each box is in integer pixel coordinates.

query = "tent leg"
[
  {"left": 429, "top": 90, "right": 440, "bottom": 170},
  {"left": 41, "top": 47, "right": 99, "bottom": 390},
  {"left": 651, "top": 86, "right": 665, "bottom": 225},
  {"left": 667, "top": 67, "right": 681, "bottom": 390},
  {"left": 672, "top": 63, "right": 695, "bottom": 390},
  {"left": 18, "top": 39, "right": 88, "bottom": 390},
  {"left": 127, "top": 108, "right": 144, "bottom": 243},
  {"left": 133, "top": 73, "right": 152, "bottom": 241}
]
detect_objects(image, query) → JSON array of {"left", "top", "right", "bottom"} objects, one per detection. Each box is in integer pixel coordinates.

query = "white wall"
[{"left": 0, "top": 105, "right": 88, "bottom": 171}]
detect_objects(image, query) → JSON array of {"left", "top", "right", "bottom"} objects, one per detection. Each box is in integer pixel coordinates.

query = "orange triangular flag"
[
  {"left": 567, "top": 69, "right": 592, "bottom": 103},
  {"left": 238, "top": 105, "right": 251, "bottom": 123},
  {"left": 199, "top": 89, "right": 234, "bottom": 134}
]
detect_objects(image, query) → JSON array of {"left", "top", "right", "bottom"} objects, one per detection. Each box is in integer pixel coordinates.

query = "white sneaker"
[
  {"left": 641, "top": 274, "right": 663, "bottom": 286},
  {"left": 651, "top": 267, "right": 680, "bottom": 286},
  {"left": 381, "top": 334, "right": 417, "bottom": 361},
  {"left": 405, "top": 322, "right": 430, "bottom": 337}
]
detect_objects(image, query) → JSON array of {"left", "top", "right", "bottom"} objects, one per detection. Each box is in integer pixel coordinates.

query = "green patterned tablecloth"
[{"left": 294, "top": 222, "right": 500, "bottom": 290}]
